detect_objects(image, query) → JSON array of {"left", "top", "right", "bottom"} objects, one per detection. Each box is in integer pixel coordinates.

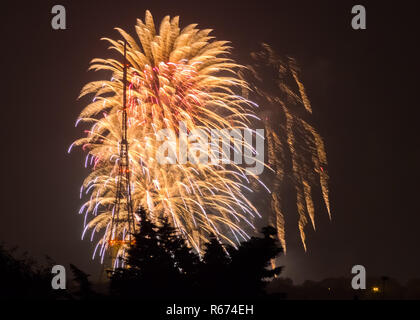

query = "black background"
[{"left": 1, "top": 0, "right": 418, "bottom": 283}]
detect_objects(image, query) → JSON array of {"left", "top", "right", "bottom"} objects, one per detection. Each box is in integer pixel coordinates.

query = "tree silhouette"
[
  {"left": 197, "top": 237, "right": 232, "bottom": 298},
  {"left": 228, "top": 226, "right": 283, "bottom": 298},
  {"left": 69, "top": 264, "right": 97, "bottom": 300},
  {"left": 196, "top": 226, "right": 283, "bottom": 299},
  {"left": 110, "top": 207, "right": 198, "bottom": 299},
  {"left": 110, "top": 208, "right": 283, "bottom": 300},
  {"left": 0, "top": 244, "right": 58, "bottom": 299}
]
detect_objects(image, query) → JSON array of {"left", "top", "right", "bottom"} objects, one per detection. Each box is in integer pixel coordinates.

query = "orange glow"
[{"left": 108, "top": 239, "right": 136, "bottom": 247}]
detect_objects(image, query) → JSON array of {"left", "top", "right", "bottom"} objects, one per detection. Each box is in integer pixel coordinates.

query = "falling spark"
[{"left": 241, "top": 43, "right": 331, "bottom": 252}]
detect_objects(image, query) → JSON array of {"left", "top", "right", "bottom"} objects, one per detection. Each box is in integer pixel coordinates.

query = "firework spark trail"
[
  {"left": 241, "top": 43, "right": 331, "bottom": 252},
  {"left": 71, "top": 11, "right": 266, "bottom": 260}
]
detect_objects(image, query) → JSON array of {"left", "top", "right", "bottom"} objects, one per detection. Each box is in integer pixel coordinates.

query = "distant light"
[{"left": 372, "top": 287, "right": 380, "bottom": 292}]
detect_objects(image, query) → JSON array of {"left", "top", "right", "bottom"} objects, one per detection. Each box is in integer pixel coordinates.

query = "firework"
[
  {"left": 70, "top": 11, "right": 265, "bottom": 262},
  {"left": 241, "top": 43, "right": 331, "bottom": 252}
]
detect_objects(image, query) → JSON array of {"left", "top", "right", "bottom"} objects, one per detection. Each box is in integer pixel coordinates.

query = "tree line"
[{"left": 0, "top": 207, "right": 283, "bottom": 300}]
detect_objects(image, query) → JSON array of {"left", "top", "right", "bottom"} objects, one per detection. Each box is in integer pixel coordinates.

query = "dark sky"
[{"left": 1, "top": 0, "right": 418, "bottom": 283}]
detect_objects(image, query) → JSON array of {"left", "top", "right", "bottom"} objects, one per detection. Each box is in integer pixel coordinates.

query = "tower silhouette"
[{"left": 103, "top": 40, "right": 136, "bottom": 276}]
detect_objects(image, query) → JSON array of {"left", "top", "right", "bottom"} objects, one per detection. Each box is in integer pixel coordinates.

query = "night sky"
[{"left": 1, "top": 0, "right": 418, "bottom": 283}]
